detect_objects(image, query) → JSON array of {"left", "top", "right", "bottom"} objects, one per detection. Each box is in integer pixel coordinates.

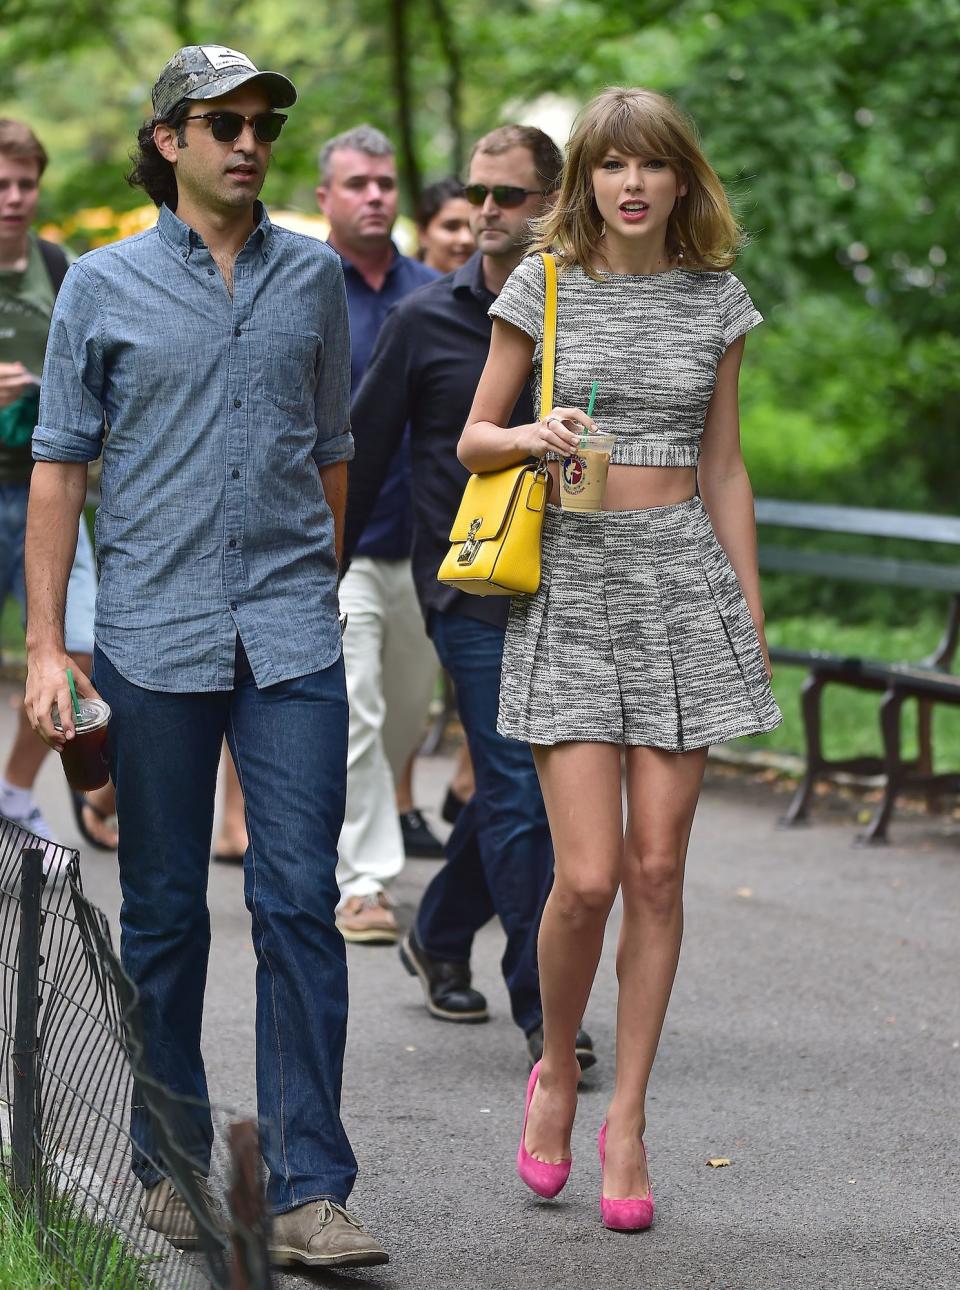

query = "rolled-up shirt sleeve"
[
  {"left": 312, "top": 256, "right": 354, "bottom": 469},
  {"left": 32, "top": 263, "right": 107, "bottom": 464}
]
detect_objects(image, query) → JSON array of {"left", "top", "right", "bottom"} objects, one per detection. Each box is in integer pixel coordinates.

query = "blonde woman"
[{"left": 458, "top": 87, "right": 780, "bottom": 1229}]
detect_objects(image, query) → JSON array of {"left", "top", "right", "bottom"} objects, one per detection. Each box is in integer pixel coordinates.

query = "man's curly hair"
[{"left": 126, "top": 104, "right": 190, "bottom": 209}]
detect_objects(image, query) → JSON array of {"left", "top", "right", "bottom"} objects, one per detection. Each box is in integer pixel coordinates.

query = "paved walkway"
[{"left": 8, "top": 686, "right": 959, "bottom": 1289}]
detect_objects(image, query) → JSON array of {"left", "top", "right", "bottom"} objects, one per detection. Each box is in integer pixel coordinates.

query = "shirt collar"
[
  {"left": 452, "top": 251, "right": 494, "bottom": 305},
  {"left": 333, "top": 240, "right": 402, "bottom": 282},
  {"left": 157, "top": 201, "right": 272, "bottom": 260}
]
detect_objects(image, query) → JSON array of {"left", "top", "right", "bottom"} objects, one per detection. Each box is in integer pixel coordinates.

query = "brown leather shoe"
[
  {"left": 269, "top": 1199, "right": 389, "bottom": 1268},
  {"left": 336, "top": 892, "right": 398, "bottom": 944},
  {"left": 141, "top": 1173, "right": 221, "bottom": 1250}
]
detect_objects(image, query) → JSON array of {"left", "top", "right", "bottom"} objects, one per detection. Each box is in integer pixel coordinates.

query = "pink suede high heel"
[
  {"left": 516, "top": 1061, "right": 572, "bottom": 1198},
  {"left": 597, "top": 1123, "right": 654, "bottom": 1231}
]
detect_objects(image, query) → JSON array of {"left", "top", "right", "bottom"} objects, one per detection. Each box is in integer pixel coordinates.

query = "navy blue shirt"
[
  {"left": 337, "top": 244, "right": 435, "bottom": 559},
  {"left": 345, "top": 252, "right": 534, "bottom": 629}
]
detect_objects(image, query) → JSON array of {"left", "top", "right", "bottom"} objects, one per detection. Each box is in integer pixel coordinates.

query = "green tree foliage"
[{"left": 0, "top": 0, "right": 956, "bottom": 518}]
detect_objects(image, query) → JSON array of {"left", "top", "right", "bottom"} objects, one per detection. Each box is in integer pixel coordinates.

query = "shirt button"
[
  {"left": 230, "top": 601, "right": 238, "bottom": 611},
  {"left": 233, "top": 398, "right": 242, "bottom": 408},
  {"left": 207, "top": 268, "right": 215, "bottom": 276},
  {"left": 228, "top": 538, "right": 237, "bottom": 549},
  {"left": 231, "top": 469, "right": 240, "bottom": 479},
  {"left": 234, "top": 327, "right": 242, "bottom": 337}
]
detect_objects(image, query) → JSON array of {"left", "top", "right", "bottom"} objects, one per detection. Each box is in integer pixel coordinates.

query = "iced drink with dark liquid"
[{"left": 53, "top": 698, "right": 111, "bottom": 792}]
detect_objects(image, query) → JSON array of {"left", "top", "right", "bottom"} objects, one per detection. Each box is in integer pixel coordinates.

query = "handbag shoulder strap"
[{"left": 539, "top": 252, "right": 558, "bottom": 419}]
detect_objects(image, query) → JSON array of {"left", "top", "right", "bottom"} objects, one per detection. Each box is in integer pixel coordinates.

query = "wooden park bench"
[{"left": 755, "top": 499, "right": 960, "bottom": 843}]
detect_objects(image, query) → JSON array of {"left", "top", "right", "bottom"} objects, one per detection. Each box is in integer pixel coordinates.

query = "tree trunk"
[
  {"left": 387, "top": 0, "right": 422, "bottom": 209},
  {"left": 172, "top": 0, "right": 195, "bottom": 46},
  {"left": 427, "top": 0, "right": 464, "bottom": 177}
]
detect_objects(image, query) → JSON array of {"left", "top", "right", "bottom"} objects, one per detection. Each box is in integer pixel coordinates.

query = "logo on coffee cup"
[{"left": 562, "top": 454, "right": 587, "bottom": 495}]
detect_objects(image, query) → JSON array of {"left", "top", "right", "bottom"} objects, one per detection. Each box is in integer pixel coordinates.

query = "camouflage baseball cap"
[{"left": 152, "top": 45, "right": 297, "bottom": 120}]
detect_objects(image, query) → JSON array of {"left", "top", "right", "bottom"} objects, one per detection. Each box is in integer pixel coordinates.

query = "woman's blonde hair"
[{"left": 529, "top": 87, "right": 744, "bottom": 276}]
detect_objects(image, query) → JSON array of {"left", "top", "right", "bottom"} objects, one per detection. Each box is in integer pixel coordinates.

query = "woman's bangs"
[{"left": 587, "top": 102, "right": 678, "bottom": 168}]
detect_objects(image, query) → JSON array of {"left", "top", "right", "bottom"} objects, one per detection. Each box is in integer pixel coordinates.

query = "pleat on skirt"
[{"left": 497, "top": 497, "right": 782, "bottom": 751}]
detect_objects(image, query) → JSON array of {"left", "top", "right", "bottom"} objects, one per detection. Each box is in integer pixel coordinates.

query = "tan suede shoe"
[
  {"left": 269, "top": 1199, "right": 389, "bottom": 1268},
  {"left": 336, "top": 892, "right": 399, "bottom": 944},
  {"left": 140, "top": 1173, "right": 221, "bottom": 1250}
]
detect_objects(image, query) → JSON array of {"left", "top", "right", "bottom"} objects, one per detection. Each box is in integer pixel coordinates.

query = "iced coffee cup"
[
  {"left": 53, "top": 697, "right": 111, "bottom": 792},
  {"left": 559, "top": 431, "right": 616, "bottom": 512}
]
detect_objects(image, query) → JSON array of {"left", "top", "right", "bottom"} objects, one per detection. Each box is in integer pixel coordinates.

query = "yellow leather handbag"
[{"left": 437, "top": 252, "right": 557, "bottom": 597}]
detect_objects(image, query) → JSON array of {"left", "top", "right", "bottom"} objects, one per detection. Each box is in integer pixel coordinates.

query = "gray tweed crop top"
[{"left": 488, "top": 255, "right": 762, "bottom": 467}]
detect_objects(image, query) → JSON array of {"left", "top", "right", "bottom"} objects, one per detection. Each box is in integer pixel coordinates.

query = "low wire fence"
[{"left": 0, "top": 815, "right": 273, "bottom": 1288}]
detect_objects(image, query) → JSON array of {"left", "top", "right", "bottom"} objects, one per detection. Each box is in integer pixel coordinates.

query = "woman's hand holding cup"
[{"left": 520, "top": 406, "right": 596, "bottom": 457}]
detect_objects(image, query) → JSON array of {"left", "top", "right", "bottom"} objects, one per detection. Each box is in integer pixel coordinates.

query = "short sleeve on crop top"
[
  {"left": 487, "top": 257, "right": 764, "bottom": 468},
  {"left": 718, "top": 271, "right": 763, "bottom": 349},
  {"left": 488, "top": 253, "right": 546, "bottom": 348}
]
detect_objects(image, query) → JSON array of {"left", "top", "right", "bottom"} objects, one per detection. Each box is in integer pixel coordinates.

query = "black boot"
[
  {"left": 525, "top": 1023, "right": 598, "bottom": 1072},
  {"left": 399, "top": 927, "right": 488, "bottom": 1023}
]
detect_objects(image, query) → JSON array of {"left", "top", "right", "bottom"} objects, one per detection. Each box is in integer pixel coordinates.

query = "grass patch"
[
  {"left": 0, "top": 1172, "right": 149, "bottom": 1289},
  {"left": 739, "top": 613, "right": 960, "bottom": 771},
  {"left": 0, "top": 1173, "right": 57, "bottom": 1288}
]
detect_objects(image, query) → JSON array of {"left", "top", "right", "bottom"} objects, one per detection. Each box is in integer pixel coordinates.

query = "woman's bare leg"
[
  {"left": 213, "top": 743, "right": 248, "bottom": 855},
  {"left": 601, "top": 744, "right": 707, "bottom": 1199},
  {"left": 450, "top": 742, "right": 475, "bottom": 802},
  {"left": 524, "top": 741, "right": 624, "bottom": 1164},
  {"left": 394, "top": 749, "right": 416, "bottom": 814}
]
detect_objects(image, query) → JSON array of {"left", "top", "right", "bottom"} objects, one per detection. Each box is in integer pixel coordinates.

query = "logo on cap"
[{"left": 198, "top": 45, "right": 257, "bottom": 72}]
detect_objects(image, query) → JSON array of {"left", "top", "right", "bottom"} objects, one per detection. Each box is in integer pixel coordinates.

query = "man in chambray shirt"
[{"left": 23, "top": 46, "right": 387, "bottom": 1271}]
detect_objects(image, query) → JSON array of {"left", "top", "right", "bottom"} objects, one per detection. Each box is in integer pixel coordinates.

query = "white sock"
[{"left": 0, "top": 778, "right": 34, "bottom": 817}]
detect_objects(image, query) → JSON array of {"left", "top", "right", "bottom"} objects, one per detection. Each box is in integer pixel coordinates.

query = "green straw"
[
  {"left": 579, "top": 380, "right": 599, "bottom": 449},
  {"left": 66, "top": 667, "right": 82, "bottom": 721}
]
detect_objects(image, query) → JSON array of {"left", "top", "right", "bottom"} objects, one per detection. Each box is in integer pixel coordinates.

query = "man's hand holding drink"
[
  {"left": 25, "top": 652, "right": 111, "bottom": 790},
  {"left": 25, "top": 649, "right": 98, "bottom": 747}
]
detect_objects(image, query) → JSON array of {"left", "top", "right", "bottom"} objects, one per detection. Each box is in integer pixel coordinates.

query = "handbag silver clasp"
[{"left": 458, "top": 518, "right": 483, "bottom": 565}]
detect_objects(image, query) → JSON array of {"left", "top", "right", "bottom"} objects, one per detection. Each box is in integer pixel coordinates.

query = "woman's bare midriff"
[{"left": 545, "top": 462, "right": 697, "bottom": 511}]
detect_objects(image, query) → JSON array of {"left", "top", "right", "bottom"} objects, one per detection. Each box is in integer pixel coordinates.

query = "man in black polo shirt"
[{"left": 344, "top": 125, "right": 596, "bottom": 1070}]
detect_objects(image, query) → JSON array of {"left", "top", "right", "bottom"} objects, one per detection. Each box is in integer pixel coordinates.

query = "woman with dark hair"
[{"left": 416, "top": 177, "right": 474, "bottom": 273}]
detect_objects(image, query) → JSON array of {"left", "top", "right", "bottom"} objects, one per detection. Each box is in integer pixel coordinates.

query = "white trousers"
[{"left": 336, "top": 557, "right": 438, "bottom": 904}]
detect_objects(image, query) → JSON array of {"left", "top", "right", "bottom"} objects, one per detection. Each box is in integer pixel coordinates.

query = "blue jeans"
[
  {"left": 94, "top": 642, "right": 356, "bottom": 1213},
  {"left": 418, "top": 610, "right": 553, "bottom": 1035}
]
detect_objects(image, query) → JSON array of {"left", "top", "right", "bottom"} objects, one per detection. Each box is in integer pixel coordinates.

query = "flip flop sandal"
[{"left": 70, "top": 790, "right": 119, "bottom": 852}]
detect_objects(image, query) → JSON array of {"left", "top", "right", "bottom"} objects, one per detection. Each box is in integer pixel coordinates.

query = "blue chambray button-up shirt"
[{"left": 33, "top": 202, "right": 353, "bottom": 692}]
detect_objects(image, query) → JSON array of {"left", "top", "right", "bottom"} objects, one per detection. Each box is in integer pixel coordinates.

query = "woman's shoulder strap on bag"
[{"left": 538, "top": 252, "right": 558, "bottom": 420}]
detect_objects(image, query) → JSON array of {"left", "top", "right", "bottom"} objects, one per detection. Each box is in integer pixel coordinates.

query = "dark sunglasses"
[
  {"left": 181, "top": 111, "right": 288, "bottom": 144},
  {"left": 463, "top": 183, "right": 548, "bottom": 208}
]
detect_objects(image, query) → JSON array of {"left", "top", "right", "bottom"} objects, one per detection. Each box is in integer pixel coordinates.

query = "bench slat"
[
  {"left": 754, "top": 499, "right": 960, "bottom": 545},
  {"left": 757, "top": 545, "right": 960, "bottom": 591}
]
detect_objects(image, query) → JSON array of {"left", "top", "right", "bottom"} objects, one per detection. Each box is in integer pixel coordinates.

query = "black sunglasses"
[
  {"left": 181, "top": 111, "right": 288, "bottom": 144},
  {"left": 463, "top": 183, "right": 548, "bottom": 208}
]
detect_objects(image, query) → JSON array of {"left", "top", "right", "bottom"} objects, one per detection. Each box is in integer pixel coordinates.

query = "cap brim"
[{"left": 188, "top": 68, "right": 297, "bottom": 109}]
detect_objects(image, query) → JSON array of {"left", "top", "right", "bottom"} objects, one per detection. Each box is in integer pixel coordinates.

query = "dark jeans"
[
  {"left": 418, "top": 609, "right": 553, "bottom": 1034},
  {"left": 94, "top": 643, "right": 356, "bottom": 1213}
]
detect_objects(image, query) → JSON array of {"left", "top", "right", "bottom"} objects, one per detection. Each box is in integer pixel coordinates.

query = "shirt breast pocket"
[{"left": 261, "top": 330, "right": 321, "bottom": 416}]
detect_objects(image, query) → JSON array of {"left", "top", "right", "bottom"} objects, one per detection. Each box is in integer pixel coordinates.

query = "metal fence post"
[
  {"left": 227, "top": 1119, "right": 273, "bottom": 1290},
  {"left": 11, "top": 846, "right": 44, "bottom": 1196}
]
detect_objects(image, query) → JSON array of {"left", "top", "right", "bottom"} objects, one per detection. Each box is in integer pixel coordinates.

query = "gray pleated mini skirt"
[{"left": 497, "top": 497, "right": 782, "bottom": 751}]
